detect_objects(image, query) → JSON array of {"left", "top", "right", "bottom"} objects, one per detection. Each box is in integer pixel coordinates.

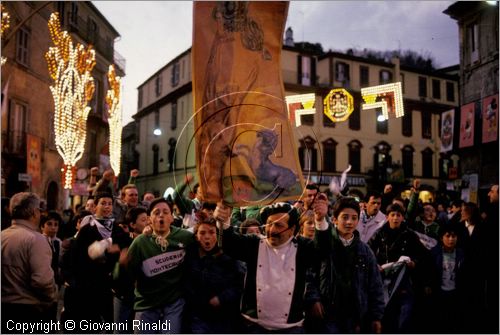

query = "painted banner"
[
  {"left": 459, "top": 102, "right": 475, "bottom": 148},
  {"left": 482, "top": 94, "right": 498, "bottom": 143},
  {"left": 192, "top": 1, "right": 304, "bottom": 206},
  {"left": 440, "top": 109, "right": 454, "bottom": 153},
  {"left": 26, "top": 134, "right": 42, "bottom": 188}
]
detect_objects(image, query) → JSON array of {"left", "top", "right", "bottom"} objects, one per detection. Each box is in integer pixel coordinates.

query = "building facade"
[
  {"left": 132, "top": 48, "right": 193, "bottom": 197},
  {"left": 444, "top": 1, "right": 499, "bottom": 206},
  {"left": 133, "top": 36, "right": 459, "bottom": 200},
  {"left": 1, "top": 1, "right": 125, "bottom": 210}
]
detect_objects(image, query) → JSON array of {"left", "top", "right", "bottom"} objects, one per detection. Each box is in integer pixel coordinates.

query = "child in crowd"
[
  {"left": 184, "top": 213, "right": 244, "bottom": 333},
  {"left": 368, "top": 203, "right": 430, "bottom": 333},
  {"left": 429, "top": 223, "right": 464, "bottom": 333},
  {"left": 313, "top": 196, "right": 384, "bottom": 333}
]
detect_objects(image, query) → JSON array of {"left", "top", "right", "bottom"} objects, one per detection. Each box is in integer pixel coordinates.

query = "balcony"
[
  {"left": 2, "top": 130, "right": 26, "bottom": 156},
  {"left": 63, "top": 13, "right": 115, "bottom": 63},
  {"left": 114, "top": 50, "right": 126, "bottom": 76}
]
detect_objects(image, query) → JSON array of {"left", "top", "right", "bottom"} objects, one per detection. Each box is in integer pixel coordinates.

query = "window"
[
  {"left": 155, "top": 75, "right": 162, "bottom": 97},
  {"left": 379, "top": 70, "right": 392, "bottom": 84},
  {"left": 322, "top": 139, "right": 337, "bottom": 172},
  {"left": 468, "top": 23, "right": 479, "bottom": 63},
  {"left": 402, "top": 145, "right": 414, "bottom": 178},
  {"left": 322, "top": 113, "right": 335, "bottom": 128},
  {"left": 446, "top": 82, "right": 455, "bottom": 102},
  {"left": 154, "top": 110, "right": 160, "bottom": 130},
  {"left": 402, "top": 111, "right": 412, "bottom": 137},
  {"left": 421, "top": 110, "right": 431, "bottom": 139},
  {"left": 152, "top": 144, "right": 159, "bottom": 175},
  {"left": 90, "top": 78, "right": 102, "bottom": 116},
  {"left": 400, "top": 73, "right": 405, "bottom": 93},
  {"left": 16, "top": 27, "right": 30, "bottom": 66},
  {"left": 348, "top": 101, "right": 360, "bottom": 130},
  {"left": 376, "top": 109, "right": 388, "bottom": 134},
  {"left": 171, "top": 62, "right": 180, "bottom": 87},
  {"left": 298, "top": 137, "right": 317, "bottom": 171},
  {"left": 301, "top": 56, "right": 311, "bottom": 86},
  {"left": 418, "top": 76, "right": 427, "bottom": 97},
  {"left": 171, "top": 102, "right": 177, "bottom": 130},
  {"left": 135, "top": 121, "right": 140, "bottom": 144},
  {"left": 138, "top": 88, "right": 143, "bottom": 108},
  {"left": 422, "top": 147, "right": 433, "bottom": 178},
  {"left": 301, "top": 114, "right": 314, "bottom": 126},
  {"left": 296, "top": 55, "right": 316, "bottom": 86},
  {"left": 374, "top": 142, "right": 391, "bottom": 182},
  {"left": 297, "top": 55, "right": 316, "bottom": 86},
  {"left": 8, "top": 100, "right": 27, "bottom": 153},
  {"left": 181, "top": 59, "right": 185, "bottom": 80},
  {"left": 335, "top": 62, "right": 350, "bottom": 86},
  {"left": 360, "top": 66, "right": 369, "bottom": 87},
  {"left": 348, "top": 140, "right": 362, "bottom": 173},
  {"left": 69, "top": 2, "right": 78, "bottom": 26},
  {"left": 432, "top": 79, "right": 441, "bottom": 99},
  {"left": 87, "top": 18, "right": 99, "bottom": 44},
  {"left": 180, "top": 100, "right": 185, "bottom": 122},
  {"left": 57, "top": 2, "right": 65, "bottom": 25}
]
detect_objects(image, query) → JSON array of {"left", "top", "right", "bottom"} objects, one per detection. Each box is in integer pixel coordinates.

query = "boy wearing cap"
[{"left": 215, "top": 201, "right": 321, "bottom": 333}]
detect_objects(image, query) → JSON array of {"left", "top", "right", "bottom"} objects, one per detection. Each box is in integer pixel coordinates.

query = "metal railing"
[
  {"left": 114, "top": 49, "right": 126, "bottom": 75},
  {"left": 3, "top": 130, "right": 26, "bottom": 155}
]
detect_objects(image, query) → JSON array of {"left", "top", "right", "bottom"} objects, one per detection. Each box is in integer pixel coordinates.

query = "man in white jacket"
[{"left": 357, "top": 191, "right": 386, "bottom": 243}]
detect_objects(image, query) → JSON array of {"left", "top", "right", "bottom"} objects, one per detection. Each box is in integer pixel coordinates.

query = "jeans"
[
  {"left": 134, "top": 298, "right": 184, "bottom": 334},
  {"left": 114, "top": 296, "right": 135, "bottom": 334}
]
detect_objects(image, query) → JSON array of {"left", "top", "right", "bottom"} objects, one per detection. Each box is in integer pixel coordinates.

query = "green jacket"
[{"left": 120, "top": 227, "right": 195, "bottom": 311}]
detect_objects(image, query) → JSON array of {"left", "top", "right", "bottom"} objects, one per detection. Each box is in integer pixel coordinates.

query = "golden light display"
[
  {"left": 106, "top": 64, "right": 122, "bottom": 176},
  {"left": 1, "top": 4, "right": 11, "bottom": 66},
  {"left": 323, "top": 88, "right": 354, "bottom": 122},
  {"left": 45, "top": 12, "right": 95, "bottom": 189},
  {"left": 285, "top": 93, "right": 316, "bottom": 126},
  {"left": 361, "top": 82, "right": 405, "bottom": 120}
]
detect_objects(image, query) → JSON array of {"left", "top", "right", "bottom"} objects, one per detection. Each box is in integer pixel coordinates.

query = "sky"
[{"left": 92, "top": 1, "right": 459, "bottom": 125}]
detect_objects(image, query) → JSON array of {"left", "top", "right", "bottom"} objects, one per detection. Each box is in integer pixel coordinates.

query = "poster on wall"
[
  {"left": 482, "top": 94, "right": 498, "bottom": 143},
  {"left": 459, "top": 102, "right": 475, "bottom": 148},
  {"left": 26, "top": 134, "right": 42, "bottom": 188},
  {"left": 440, "top": 109, "right": 454, "bottom": 152}
]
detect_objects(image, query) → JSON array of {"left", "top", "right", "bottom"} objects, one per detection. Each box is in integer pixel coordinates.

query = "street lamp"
[
  {"left": 153, "top": 128, "right": 162, "bottom": 136},
  {"left": 377, "top": 114, "right": 387, "bottom": 122}
]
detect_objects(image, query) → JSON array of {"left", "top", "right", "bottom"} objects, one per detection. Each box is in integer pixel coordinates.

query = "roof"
[
  {"left": 443, "top": 1, "right": 494, "bottom": 20},
  {"left": 137, "top": 47, "right": 192, "bottom": 89},
  {"left": 88, "top": 1, "right": 120, "bottom": 37}
]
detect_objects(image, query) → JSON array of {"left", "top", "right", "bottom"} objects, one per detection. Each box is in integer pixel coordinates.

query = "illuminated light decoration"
[
  {"left": 285, "top": 93, "right": 316, "bottom": 126},
  {"left": 45, "top": 13, "right": 95, "bottom": 189},
  {"left": 105, "top": 64, "right": 122, "bottom": 176},
  {"left": 361, "top": 82, "right": 405, "bottom": 121},
  {"left": 1, "top": 4, "right": 11, "bottom": 66},
  {"left": 323, "top": 88, "right": 354, "bottom": 122}
]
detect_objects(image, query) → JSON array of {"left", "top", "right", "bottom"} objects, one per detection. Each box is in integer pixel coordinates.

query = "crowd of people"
[{"left": 1, "top": 167, "right": 498, "bottom": 334}]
